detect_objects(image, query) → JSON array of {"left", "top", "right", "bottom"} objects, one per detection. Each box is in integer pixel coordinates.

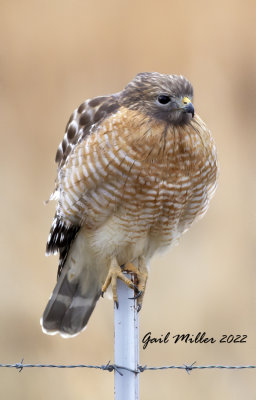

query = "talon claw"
[
  {"left": 132, "top": 283, "right": 139, "bottom": 292},
  {"left": 102, "top": 259, "right": 147, "bottom": 311},
  {"left": 129, "top": 290, "right": 143, "bottom": 300}
]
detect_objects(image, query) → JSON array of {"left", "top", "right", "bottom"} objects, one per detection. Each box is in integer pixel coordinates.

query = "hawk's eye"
[{"left": 157, "top": 95, "right": 171, "bottom": 105}]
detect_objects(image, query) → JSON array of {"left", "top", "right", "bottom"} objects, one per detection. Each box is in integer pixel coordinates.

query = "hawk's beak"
[{"left": 182, "top": 97, "right": 194, "bottom": 118}]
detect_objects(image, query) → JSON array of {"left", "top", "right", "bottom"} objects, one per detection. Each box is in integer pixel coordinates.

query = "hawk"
[{"left": 41, "top": 72, "right": 218, "bottom": 337}]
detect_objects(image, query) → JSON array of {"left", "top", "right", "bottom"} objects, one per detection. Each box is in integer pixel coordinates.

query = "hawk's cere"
[{"left": 41, "top": 72, "right": 218, "bottom": 337}]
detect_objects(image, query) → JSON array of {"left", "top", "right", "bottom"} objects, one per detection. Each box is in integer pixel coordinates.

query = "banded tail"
[
  {"left": 42, "top": 217, "right": 105, "bottom": 337},
  {"left": 41, "top": 261, "right": 102, "bottom": 337}
]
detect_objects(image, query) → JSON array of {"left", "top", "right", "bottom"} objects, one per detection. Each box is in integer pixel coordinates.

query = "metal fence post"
[{"left": 114, "top": 274, "right": 139, "bottom": 400}]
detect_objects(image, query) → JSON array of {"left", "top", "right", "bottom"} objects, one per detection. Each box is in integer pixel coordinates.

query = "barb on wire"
[
  {"left": 101, "top": 361, "right": 123, "bottom": 376},
  {"left": 0, "top": 360, "right": 256, "bottom": 374}
]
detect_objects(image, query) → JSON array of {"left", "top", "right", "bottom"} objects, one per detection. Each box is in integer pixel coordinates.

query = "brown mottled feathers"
[{"left": 55, "top": 95, "right": 120, "bottom": 169}]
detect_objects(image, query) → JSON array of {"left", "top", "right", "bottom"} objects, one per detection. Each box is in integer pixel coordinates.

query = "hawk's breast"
[{"left": 58, "top": 108, "right": 218, "bottom": 256}]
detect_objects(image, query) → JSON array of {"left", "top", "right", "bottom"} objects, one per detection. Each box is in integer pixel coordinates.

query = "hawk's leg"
[
  {"left": 123, "top": 255, "right": 148, "bottom": 312},
  {"left": 101, "top": 258, "right": 138, "bottom": 308}
]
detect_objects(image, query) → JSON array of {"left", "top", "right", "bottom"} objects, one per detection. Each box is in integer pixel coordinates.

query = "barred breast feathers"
[{"left": 56, "top": 108, "right": 217, "bottom": 226}]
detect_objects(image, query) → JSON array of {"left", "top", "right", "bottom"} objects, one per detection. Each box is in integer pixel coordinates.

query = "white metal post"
[{"left": 114, "top": 274, "right": 139, "bottom": 400}]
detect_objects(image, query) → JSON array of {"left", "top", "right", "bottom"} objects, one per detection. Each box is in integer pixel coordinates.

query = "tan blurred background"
[{"left": 0, "top": 0, "right": 256, "bottom": 399}]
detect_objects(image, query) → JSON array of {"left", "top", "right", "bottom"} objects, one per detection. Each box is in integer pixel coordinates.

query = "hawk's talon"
[
  {"left": 124, "top": 258, "right": 148, "bottom": 311},
  {"left": 101, "top": 261, "right": 136, "bottom": 306},
  {"left": 101, "top": 258, "right": 148, "bottom": 311},
  {"left": 129, "top": 290, "right": 143, "bottom": 300},
  {"left": 101, "top": 291, "right": 104, "bottom": 298},
  {"left": 131, "top": 283, "right": 139, "bottom": 292},
  {"left": 137, "top": 304, "right": 142, "bottom": 312}
]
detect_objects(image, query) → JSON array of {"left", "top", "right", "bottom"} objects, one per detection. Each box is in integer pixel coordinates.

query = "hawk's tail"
[{"left": 41, "top": 260, "right": 103, "bottom": 337}]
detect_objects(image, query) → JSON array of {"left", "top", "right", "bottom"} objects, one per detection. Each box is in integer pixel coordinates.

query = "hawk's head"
[{"left": 120, "top": 72, "right": 194, "bottom": 126}]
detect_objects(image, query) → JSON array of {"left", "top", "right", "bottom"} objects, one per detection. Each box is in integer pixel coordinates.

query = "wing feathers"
[
  {"left": 48, "top": 94, "right": 120, "bottom": 276},
  {"left": 43, "top": 93, "right": 121, "bottom": 333},
  {"left": 55, "top": 94, "right": 120, "bottom": 169},
  {"left": 46, "top": 216, "right": 80, "bottom": 277}
]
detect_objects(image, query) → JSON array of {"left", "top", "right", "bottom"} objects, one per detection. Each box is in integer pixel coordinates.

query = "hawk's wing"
[
  {"left": 55, "top": 95, "right": 120, "bottom": 169},
  {"left": 46, "top": 94, "right": 120, "bottom": 277}
]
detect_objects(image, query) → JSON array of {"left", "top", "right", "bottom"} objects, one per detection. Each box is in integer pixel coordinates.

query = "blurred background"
[{"left": 0, "top": 0, "right": 255, "bottom": 399}]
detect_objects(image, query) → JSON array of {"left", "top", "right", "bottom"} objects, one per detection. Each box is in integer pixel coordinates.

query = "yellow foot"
[
  {"left": 123, "top": 256, "right": 148, "bottom": 312},
  {"left": 101, "top": 259, "right": 137, "bottom": 308}
]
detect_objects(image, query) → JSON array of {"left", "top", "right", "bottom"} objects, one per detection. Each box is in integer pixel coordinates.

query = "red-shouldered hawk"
[{"left": 41, "top": 72, "right": 218, "bottom": 337}]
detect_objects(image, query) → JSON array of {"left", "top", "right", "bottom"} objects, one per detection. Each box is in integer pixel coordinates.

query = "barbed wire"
[{"left": 0, "top": 360, "right": 256, "bottom": 376}]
